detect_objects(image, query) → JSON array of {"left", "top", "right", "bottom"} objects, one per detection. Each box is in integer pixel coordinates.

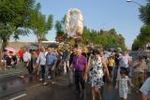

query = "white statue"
[{"left": 65, "top": 8, "right": 84, "bottom": 38}]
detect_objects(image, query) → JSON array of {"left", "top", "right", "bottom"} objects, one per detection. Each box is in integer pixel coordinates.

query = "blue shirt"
[{"left": 46, "top": 53, "right": 57, "bottom": 65}]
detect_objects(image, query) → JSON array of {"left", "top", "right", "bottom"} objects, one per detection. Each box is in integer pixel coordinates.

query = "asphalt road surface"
[{"left": 0, "top": 74, "right": 142, "bottom": 100}]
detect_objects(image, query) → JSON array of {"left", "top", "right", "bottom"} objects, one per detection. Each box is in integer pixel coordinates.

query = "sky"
[{"left": 17, "top": 0, "right": 147, "bottom": 49}]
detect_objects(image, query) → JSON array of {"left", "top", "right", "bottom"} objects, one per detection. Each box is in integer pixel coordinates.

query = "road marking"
[
  {"left": 8, "top": 84, "right": 41, "bottom": 100},
  {"left": 9, "top": 93, "right": 27, "bottom": 100}
]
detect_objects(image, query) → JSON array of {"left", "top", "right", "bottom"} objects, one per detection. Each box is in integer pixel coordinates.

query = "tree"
[
  {"left": 132, "top": 0, "right": 150, "bottom": 50},
  {"left": 55, "top": 20, "right": 64, "bottom": 36},
  {"left": 139, "top": 25, "right": 150, "bottom": 42},
  {"left": 0, "top": 0, "right": 37, "bottom": 49},
  {"left": 55, "top": 16, "right": 66, "bottom": 42},
  {"left": 139, "top": 0, "right": 150, "bottom": 25},
  {"left": 82, "top": 27, "right": 126, "bottom": 50},
  {"left": 132, "top": 38, "right": 143, "bottom": 50},
  {"left": 132, "top": 25, "right": 150, "bottom": 50},
  {"left": 29, "top": 3, "right": 53, "bottom": 41}
]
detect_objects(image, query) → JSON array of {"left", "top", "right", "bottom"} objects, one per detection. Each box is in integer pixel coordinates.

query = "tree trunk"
[{"left": 2, "top": 38, "right": 8, "bottom": 51}]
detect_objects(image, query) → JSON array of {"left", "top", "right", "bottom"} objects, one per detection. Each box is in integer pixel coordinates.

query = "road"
[{"left": 0, "top": 73, "right": 142, "bottom": 100}]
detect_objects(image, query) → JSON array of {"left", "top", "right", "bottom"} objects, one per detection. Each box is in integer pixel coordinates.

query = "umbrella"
[
  {"left": 5, "top": 46, "right": 16, "bottom": 53},
  {"left": 48, "top": 43, "right": 59, "bottom": 48}
]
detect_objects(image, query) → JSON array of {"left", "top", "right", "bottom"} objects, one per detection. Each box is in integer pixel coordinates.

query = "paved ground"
[
  {"left": 0, "top": 73, "right": 142, "bottom": 100},
  {"left": 0, "top": 61, "right": 142, "bottom": 100}
]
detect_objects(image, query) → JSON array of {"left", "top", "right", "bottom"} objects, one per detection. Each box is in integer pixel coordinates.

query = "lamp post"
[{"left": 126, "top": 0, "right": 142, "bottom": 7}]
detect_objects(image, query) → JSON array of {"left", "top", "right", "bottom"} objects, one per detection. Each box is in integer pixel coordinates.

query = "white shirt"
[
  {"left": 23, "top": 51, "right": 31, "bottom": 62},
  {"left": 119, "top": 55, "right": 130, "bottom": 68},
  {"left": 36, "top": 51, "right": 47, "bottom": 65}
]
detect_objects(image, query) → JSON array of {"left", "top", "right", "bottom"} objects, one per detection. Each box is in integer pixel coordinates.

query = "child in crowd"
[{"left": 115, "top": 68, "right": 133, "bottom": 100}]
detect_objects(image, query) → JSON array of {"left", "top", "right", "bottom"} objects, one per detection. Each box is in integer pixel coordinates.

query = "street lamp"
[{"left": 126, "top": 0, "right": 142, "bottom": 7}]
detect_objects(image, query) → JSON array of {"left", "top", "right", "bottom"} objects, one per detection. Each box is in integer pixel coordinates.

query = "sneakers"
[
  {"left": 136, "top": 90, "right": 139, "bottom": 93},
  {"left": 39, "top": 78, "right": 43, "bottom": 82},
  {"left": 48, "top": 76, "right": 51, "bottom": 79},
  {"left": 43, "top": 82, "right": 47, "bottom": 85},
  {"left": 20, "top": 75, "right": 24, "bottom": 78},
  {"left": 51, "top": 81, "right": 55, "bottom": 84}
]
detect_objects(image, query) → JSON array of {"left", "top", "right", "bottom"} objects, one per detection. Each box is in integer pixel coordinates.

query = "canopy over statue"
[{"left": 65, "top": 8, "right": 84, "bottom": 38}]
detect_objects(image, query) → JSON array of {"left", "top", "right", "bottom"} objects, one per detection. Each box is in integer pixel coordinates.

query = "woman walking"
[{"left": 84, "top": 49, "right": 110, "bottom": 100}]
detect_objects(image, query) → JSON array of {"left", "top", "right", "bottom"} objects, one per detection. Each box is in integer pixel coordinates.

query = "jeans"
[
  {"left": 45, "top": 64, "right": 55, "bottom": 82},
  {"left": 69, "top": 67, "right": 74, "bottom": 84}
]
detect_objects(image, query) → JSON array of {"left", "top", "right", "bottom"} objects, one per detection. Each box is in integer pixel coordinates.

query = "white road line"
[
  {"left": 8, "top": 84, "right": 41, "bottom": 100},
  {"left": 9, "top": 93, "right": 27, "bottom": 100}
]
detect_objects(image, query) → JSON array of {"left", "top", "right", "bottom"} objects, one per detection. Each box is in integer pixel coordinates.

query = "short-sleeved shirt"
[
  {"left": 46, "top": 53, "right": 57, "bottom": 65},
  {"left": 36, "top": 52, "right": 47, "bottom": 65},
  {"left": 133, "top": 60, "right": 147, "bottom": 73},
  {"left": 18, "top": 49, "right": 24, "bottom": 58},
  {"left": 73, "top": 55, "right": 87, "bottom": 71},
  {"left": 119, "top": 55, "right": 130, "bottom": 68},
  {"left": 140, "top": 77, "right": 150, "bottom": 99},
  {"left": 23, "top": 51, "right": 31, "bottom": 62},
  {"left": 108, "top": 58, "right": 115, "bottom": 67}
]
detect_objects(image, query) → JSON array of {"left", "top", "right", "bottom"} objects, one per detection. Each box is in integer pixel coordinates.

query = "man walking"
[
  {"left": 71, "top": 46, "right": 87, "bottom": 94},
  {"left": 23, "top": 48, "right": 32, "bottom": 76},
  {"left": 36, "top": 46, "right": 47, "bottom": 85}
]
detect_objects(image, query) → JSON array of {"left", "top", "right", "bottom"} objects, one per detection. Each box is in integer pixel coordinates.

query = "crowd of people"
[{"left": 1, "top": 44, "right": 150, "bottom": 100}]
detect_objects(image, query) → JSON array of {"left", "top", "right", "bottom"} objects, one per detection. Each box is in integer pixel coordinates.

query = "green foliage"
[
  {"left": 132, "top": 25, "right": 150, "bottom": 50},
  {"left": 46, "top": 15, "right": 53, "bottom": 31},
  {"left": 55, "top": 20, "right": 64, "bottom": 35},
  {"left": 82, "top": 27, "right": 126, "bottom": 50},
  {"left": 0, "top": 0, "right": 36, "bottom": 49},
  {"left": 132, "top": 39, "right": 143, "bottom": 50},
  {"left": 55, "top": 16, "right": 65, "bottom": 36},
  {"left": 0, "top": 0, "right": 35, "bottom": 27},
  {"left": 29, "top": 5, "right": 53, "bottom": 40},
  {"left": 132, "top": 0, "right": 150, "bottom": 50},
  {"left": 0, "top": 0, "right": 53, "bottom": 50},
  {"left": 139, "top": 0, "right": 150, "bottom": 25}
]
